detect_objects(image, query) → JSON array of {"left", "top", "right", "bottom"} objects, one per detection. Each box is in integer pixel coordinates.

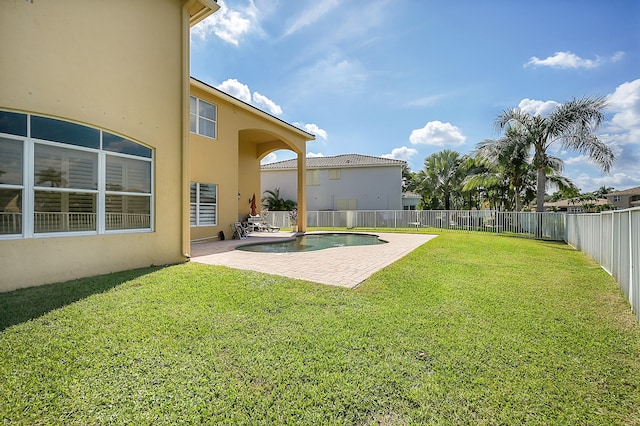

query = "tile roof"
[
  {"left": 544, "top": 198, "right": 608, "bottom": 208},
  {"left": 261, "top": 154, "right": 406, "bottom": 170},
  {"left": 402, "top": 191, "right": 421, "bottom": 199},
  {"left": 607, "top": 186, "right": 640, "bottom": 196}
]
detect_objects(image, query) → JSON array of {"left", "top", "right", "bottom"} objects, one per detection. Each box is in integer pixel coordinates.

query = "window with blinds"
[
  {"left": 190, "top": 182, "right": 217, "bottom": 226},
  {"left": 0, "top": 137, "right": 24, "bottom": 235},
  {"left": 0, "top": 111, "right": 153, "bottom": 238}
]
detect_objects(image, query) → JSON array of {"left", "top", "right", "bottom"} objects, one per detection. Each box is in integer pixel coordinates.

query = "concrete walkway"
[{"left": 190, "top": 231, "right": 438, "bottom": 288}]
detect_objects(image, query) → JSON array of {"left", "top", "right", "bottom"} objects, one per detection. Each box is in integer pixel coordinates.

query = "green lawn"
[{"left": 1, "top": 233, "right": 639, "bottom": 425}]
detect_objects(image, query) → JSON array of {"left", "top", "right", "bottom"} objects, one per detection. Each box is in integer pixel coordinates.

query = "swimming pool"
[{"left": 237, "top": 233, "right": 387, "bottom": 253}]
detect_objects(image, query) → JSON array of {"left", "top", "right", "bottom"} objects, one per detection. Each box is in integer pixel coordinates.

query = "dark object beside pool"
[{"left": 237, "top": 233, "right": 387, "bottom": 253}]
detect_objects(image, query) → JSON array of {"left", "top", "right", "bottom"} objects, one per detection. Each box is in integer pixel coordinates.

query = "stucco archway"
[{"left": 238, "top": 128, "right": 310, "bottom": 231}]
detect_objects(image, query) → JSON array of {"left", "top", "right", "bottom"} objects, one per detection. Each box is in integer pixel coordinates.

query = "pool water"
[{"left": 237, "top": 233, "right": 387, "bottom": 253}]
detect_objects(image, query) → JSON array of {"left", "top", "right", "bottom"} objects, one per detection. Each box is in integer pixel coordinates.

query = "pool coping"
[{"left": 190, "top": 231, "right": 438, "bottom": 288}]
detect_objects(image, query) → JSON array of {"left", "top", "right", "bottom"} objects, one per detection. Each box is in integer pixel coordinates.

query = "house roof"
[
  {"left": 261, "top": 154, "right": 406, "bottom": 170},
  {"left": 402, "top": 191, "right": 421, "bottom": 199},
  {"left": 607, "top": 186, "right": 640, "bottom": 196},
  {"left": 544, "top": 198, "right": 608, "bottom": 208}
]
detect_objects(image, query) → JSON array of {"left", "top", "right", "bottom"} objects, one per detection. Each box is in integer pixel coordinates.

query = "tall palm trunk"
[{"left": 536, "top": 166, "right": 546, "bottom": 212}]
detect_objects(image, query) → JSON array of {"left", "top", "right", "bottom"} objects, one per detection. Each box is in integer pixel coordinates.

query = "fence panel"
[{"left": 567, "top": 208, "right": 639, "bottom": 323}]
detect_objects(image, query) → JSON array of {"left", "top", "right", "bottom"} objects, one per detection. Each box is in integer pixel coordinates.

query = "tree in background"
[
  {"left": 466, "top": 127, "right": 532, "bottom": 212},
  {"left": 495, "top": 96, "right": 614, "bottom": 212},
  {"left": 261, "top": 188, "right": 296, "bottom": 211},
  {"left": 416, "top": 150, "right": 468, "bottom": 210}
]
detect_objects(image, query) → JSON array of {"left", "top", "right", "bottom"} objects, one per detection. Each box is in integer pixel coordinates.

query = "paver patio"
[{"left": 191, "top": 231, "right": 438, "bottom": 288}]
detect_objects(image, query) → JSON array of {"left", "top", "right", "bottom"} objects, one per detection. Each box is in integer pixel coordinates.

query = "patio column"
[{"left": 297, "top": 154, "right": 306, "bottom": 232}]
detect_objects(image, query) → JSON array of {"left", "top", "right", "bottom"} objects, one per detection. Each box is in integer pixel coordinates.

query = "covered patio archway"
[{"left": 238, "top": 128, "right": 312, "bottom": 232}]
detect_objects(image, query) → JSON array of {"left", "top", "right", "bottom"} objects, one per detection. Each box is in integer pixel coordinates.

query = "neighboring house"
[
  {"left": 605, "top": 186, "right": 640, "bottom": 210},
  {"left": 402, "top": 191, "right": 421, "bottom": 210},
  {"left": 543, "top": 198, "right": 609, "bottom": 213},
  {"left": 0, "top": 1, "right": 312, "bottom": 291},
  {"left": 261, "top": 154, "right": 406, "bottom": 211}
]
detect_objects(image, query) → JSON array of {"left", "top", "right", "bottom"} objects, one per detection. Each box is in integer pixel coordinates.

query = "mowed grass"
[{"left": 1, "top": 233, "right": 639, "bottom": 425}]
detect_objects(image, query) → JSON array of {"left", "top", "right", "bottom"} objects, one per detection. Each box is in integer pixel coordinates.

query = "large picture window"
[
  {"left": 190, "top": 182, "right": 217, "bottom": 226},
  {"left": 0, "top": 137, "right": 23, "bottom": 235},
  {"left": 0, "top": 111, "right": 153, "bottom": 238},
  {"left": 190, "top": 96, "right": 217, "bottom": 139}
]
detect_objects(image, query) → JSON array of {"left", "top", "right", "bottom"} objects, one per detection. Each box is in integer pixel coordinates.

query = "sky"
[{"left": 190, "top": 0, "right": 640, "bottom": 193}]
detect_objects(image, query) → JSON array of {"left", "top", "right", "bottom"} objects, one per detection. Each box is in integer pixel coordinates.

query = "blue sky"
[{"left": 191, "top": 0, "right": 640, "bottom": 193}]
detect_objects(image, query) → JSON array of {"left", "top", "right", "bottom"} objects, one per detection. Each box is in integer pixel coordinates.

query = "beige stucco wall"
[
  {"left": 189, "top": 81, "right": 312, "bottom": 242},
  {"left": 0, "top": 0, "right": 188, "bottom": 291}
]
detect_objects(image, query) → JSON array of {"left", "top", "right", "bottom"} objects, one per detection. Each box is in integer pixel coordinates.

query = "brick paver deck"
[{"left": 191, "top": 232, "right": 438, "bottom": 288}]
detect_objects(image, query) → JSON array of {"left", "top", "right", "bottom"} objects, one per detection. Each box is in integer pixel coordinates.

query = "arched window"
[{"left": 0, "top": 110, "right": 153, "bottom": 238}]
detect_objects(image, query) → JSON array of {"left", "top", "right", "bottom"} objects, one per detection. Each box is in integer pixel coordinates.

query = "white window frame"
[
  {"left": 0, "top": 135, "right": 25, "bottom": 238},
  {"left": 190, "top": 96, "right": 217, "bottom": 139},
  {"left": 0, "top": 111, "right": 154, "bottom": 240},
  {"left": 190, "top": 182, "right": 217, "bottom": 227}
]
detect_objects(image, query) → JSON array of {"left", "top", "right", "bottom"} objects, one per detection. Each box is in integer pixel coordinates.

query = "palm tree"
[
  {"left": 418, "top": 150, "right": 466, "bottom": 210},
  {"left": 468, "top": 127, "right": 531, "bottom": 212},
  {"left": 261, "top": 188, "right": 296, "bottom": 211},
  {"left": 495, "top": 96, "right": 614, "bottom": 212}
]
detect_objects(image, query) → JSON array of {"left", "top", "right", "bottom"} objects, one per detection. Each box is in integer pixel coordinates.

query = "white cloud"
[
  {"left": 409, "top": 121, "right": 466, "bottom": 147},
  {"left": 191, "top": 0, "right": 258, "bottom": 46},
  {"left": 381, "top": 146, "right": 418, "bottom": 162},
  {"left": 606, "top": 79, "right": 640, "bottom": 135},
  {"left": 216, "top": 79, "right": 251, "bottom": 103},
  {"left": 307, "top": 152, "right": 324, "bottom": 158},
  {"left": 295, "top": 123, "right": 328, "bottom": 140},
  {"left": 525, "top": 51, "right": 625, "bottom": 69},
  {"left": 517, "top": 98, "right": 560, "bottom": 116},
  {"left": 284, "top": 0, "right": 340, "bottom": 36},
  {"left": 253, "top": 92, "right": 283, "bottom": 116},
  {"left": 564, "top": 155, "right": 591, "bottom": 165},
  {"left": 572, "top": 172, "right": 640, "bottom": 193},
  {"left": 216, "top": 79, "right": 286, "bottom": 116},
  {"left": 261, "top": 152, "right": 277, "bottom": 164},
  {"left": 406, "top": 93, "right": 449, "bottom": 108},
  {"left": 298, "top": 54, "right": 367, "bottom": 95}
]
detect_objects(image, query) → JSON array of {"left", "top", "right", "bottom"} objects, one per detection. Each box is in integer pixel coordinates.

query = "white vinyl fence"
[
  {"left": 566, "top": 208, "right": 640, "bottom": 322},
  {"left": 265, "top": 209, "right": 566, "bottom": 241}
]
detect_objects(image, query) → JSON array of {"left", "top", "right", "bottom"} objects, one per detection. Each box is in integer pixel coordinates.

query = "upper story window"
[
  {"left": 0, "top": 110, "right": 153, "bottom": 238},
  {"left": 613, "top": 195, "right": 621, "bottom": 202},
  {"left": 328, "top": 169, "right": 341, "bottom": 180},
  {"left": 190, "top": 96, "right": 217, "bottom": 139},
  {"left": 307, "top": 169, "right": 319, "bottom": 186}
]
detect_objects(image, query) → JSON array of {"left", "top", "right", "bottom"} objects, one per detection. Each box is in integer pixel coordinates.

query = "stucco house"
[
  {"left": 261, "top": 154, "right": 406, "bottom": 211},
  {"left": 605, "top": 186, "right": 640, "bottom": 210},
  {"left": 0, "top": 1, "right": 312, "bottom": 291},
  {"left": 402, "top": 191, "right": 421, "bottom": 210},
  {"left": 188, "top": 78, "right": 313, "bottom": 242}
]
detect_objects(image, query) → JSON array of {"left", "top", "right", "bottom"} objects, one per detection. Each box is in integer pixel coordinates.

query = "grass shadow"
[{"left": 0, "top": 266, "right": 163, "bottom": 331}]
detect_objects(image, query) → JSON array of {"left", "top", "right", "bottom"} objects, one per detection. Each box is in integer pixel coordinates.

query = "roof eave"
[
  {"left": 190, "top": 77, "right": 315, "bottom": 141},
  {"left": 187, "top": 0, "right": 220, "bottom": 27}
]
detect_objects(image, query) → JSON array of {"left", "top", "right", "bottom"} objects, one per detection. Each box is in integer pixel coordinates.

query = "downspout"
[{"left": 181, "top": 5, "right": 191, "bottom": 259}]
